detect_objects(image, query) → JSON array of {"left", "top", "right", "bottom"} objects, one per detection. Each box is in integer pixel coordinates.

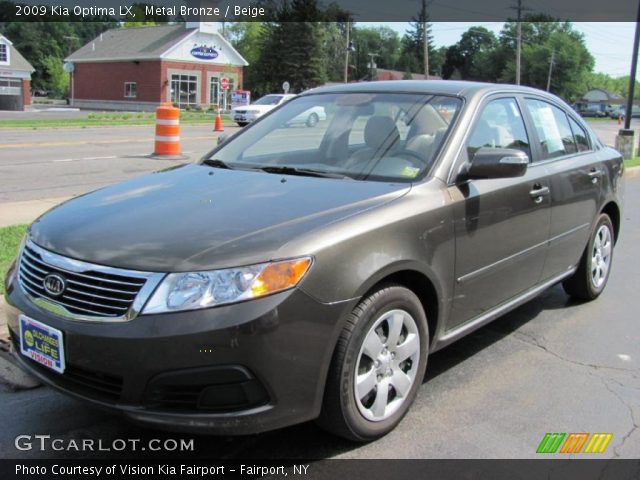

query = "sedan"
[
  {"left": 4, "top": 81, "right": 624, "bottom": 442},
  {"left": 231, "top": 93, "right": 296, "bottom": 126}
]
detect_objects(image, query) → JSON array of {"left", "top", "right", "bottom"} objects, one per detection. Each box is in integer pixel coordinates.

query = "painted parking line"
[
  {"left": 50, "top": 152, "right": 195, "bottom": 163},
  {"left": 0, "top": 136, "right": 215, "bottom": 149}
]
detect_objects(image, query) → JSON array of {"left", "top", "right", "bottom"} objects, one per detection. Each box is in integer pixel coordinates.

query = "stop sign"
[{"left": 220, "top": 77, "right": 229, "bottom": 90}]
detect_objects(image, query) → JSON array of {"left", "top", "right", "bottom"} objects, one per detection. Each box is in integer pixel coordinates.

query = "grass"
[
  {"left": 0, "top": 224, "right": 28, "bottom": 292},
  {"left": 624, "top": 156, "right": 640, "bottom": 168},
  {"left": 0, "top": 111, "right": 233, "bottom": 129}
]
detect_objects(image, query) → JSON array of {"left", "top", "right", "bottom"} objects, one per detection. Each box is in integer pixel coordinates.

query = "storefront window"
[{"left": 170, "top": 74, "right": 197, "bottom": 107}]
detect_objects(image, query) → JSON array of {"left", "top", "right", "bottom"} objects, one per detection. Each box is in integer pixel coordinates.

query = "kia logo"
[{"left": 43, "top": 274, "right": 66, "bottom": 297}]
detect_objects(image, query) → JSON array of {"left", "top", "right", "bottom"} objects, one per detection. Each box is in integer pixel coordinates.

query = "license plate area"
[{"left": 19, "top": 314, "right": 65, "bottom": 374}]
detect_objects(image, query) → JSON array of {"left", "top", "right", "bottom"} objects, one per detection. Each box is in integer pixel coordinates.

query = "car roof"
[{"left": 302, "top": 80, "right": 556, "bottom": 101}]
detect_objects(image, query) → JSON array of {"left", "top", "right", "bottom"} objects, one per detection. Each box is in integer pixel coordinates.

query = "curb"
[{"left": 625, "top": 165, "right": 640, "bottom": 178}]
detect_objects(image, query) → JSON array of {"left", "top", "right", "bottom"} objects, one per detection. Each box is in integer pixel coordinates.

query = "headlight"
[{"left": 142, "top": 257, "right": 312, "bottom": 314}]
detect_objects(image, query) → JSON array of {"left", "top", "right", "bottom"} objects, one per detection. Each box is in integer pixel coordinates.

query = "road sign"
[
  {"left": 220, "top": 77, "right": 229, "bottom": 90},
  {"left": 282, "top": 81, "right": 290, "bottom": 94}
]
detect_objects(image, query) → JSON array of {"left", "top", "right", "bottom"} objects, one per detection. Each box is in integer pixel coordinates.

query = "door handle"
[
  {"left": 529, "top": 184, "right": 550, "bottom": 204},
  {"left": 588, "top": 168, "right": 603, "bottom": 183}
]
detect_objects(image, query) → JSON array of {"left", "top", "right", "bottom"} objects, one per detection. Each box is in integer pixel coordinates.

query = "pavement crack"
[
  {"left": 512, "top": 331, "right": 639, "bottom": 376},
  {"left": 600, "top": 379, "right": 639, "bottom": 458}
]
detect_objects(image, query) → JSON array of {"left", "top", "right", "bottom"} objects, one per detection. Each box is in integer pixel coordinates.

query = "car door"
[
  {"left": 447, "top": 96, "right": 552, "bottom": 328},
  {"left": 522, "top": 98, "right": 602, "bottom": 280}
]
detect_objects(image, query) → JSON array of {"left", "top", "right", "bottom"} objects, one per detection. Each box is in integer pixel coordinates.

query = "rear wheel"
[
  {"left": 306, "top": 113, "right": 319, "bottom": 128},
  {"left": 317, "top": 284, "right": 428, "bottom": 441},
  {"left": 563, "top": 213, "right": 614, "bottom": 300}
]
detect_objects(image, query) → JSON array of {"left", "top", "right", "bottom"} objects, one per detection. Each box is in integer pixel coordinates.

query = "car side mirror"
[
  {"left": 217, "top": 134, "right": 228, "bottom": 146},
  {"left": 465, "top": 147, "right": 529, "bottom": 180}
]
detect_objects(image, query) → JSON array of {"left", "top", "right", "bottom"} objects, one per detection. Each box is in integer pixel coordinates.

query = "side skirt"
[{"left": 432, "top": 267, "right": 576, "bottom": 352}]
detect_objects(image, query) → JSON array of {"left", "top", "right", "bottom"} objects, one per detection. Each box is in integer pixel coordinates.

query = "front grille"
[{"left": 18, "top": 242, "right": 149, "bottom": 319}]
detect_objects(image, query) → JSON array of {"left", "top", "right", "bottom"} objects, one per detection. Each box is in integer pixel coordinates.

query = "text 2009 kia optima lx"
[{"left": 4, "top": 81, "right": 624, "bottom": 441}]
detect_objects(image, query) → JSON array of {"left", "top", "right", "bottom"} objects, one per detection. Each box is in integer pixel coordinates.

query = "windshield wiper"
[
  {"left": 259, "top": 166, "right": 352, "bottom": 180},
  {"left": 201, "top": 158, "right": 233, "bottom": 169}
]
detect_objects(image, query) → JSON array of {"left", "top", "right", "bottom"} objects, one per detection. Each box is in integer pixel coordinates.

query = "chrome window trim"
[{"left": 18, "top": 238, "right": 165, "bottom": 323}]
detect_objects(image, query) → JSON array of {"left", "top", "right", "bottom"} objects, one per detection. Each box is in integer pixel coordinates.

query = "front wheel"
[
  {"left": 563, "top": 213, "right": 614, "bottom": 300},
  {"left": 317, "top": 285, "right": 428, "bottom": 441}
]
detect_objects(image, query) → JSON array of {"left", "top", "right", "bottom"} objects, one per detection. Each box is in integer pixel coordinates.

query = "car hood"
[{"left": 29, "top": 164, "right": 410, "bottom": 272}]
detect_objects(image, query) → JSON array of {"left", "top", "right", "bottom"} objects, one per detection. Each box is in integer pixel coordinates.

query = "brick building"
[
  {"left": 65, "top": 23, "right": 247, "bottom": 111},
  {"left": 0, "top": 33, "right": 34, "bottom": 111}
]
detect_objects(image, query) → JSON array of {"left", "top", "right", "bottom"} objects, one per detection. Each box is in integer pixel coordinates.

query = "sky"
[{"left": 363, "top": 22, "right": 636, "bottom": 78}]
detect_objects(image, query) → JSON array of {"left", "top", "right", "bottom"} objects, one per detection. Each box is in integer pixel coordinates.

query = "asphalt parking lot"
[{"left": 0, "top": 118, "right": 638, "bottom": 460}]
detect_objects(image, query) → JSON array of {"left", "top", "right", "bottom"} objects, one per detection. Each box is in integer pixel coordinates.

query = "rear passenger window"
[
  {"left": 467, "top": 98, "right": 530, "bottom": 160},
  {"left": 525, "top": 99, "right": 577, "bottom": 159},
  {"left": 568, "top": 117, "right": 591, "bottom": 152}
]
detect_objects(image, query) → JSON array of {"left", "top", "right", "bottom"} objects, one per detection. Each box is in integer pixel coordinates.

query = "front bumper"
[{"left": 4, "top": 281, "right": 351, "bottom": 435}]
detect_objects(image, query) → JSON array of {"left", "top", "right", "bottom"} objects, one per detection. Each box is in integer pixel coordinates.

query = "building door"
[
  {"left": 169, "top": 74, "right": 197, "bottom": 108},
  {"left": 209, "top": 75, "right": 236, "bottom": 112},
  {"left": 0, "top": 77, "right": 23, "bottom": 111}
]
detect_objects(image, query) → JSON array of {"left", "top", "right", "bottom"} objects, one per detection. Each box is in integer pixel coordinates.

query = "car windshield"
[
  {"left": 252, "top": 95, "right": 284, "bottom": 106},
  {"left": 205, "top": 92, "right": 462, "bottom": 182}
]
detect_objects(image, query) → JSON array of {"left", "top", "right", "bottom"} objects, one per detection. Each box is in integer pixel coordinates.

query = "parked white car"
[{"left": 232, "top": 94, "right": 296, "bottom": 126}]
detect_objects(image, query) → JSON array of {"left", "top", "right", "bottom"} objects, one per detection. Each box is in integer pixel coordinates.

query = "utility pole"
[
  {"left": 422, "top": 0, "right": 429, "bottom": 78},
  {"left": 367, "top": 53, "right": 379, "bottom": 81},
  {"left": 510, "top": 0, "right": 529, "bottom": 85},
  {"left": 624, "top": 1, "right": 640, "bottom": 131},
  {"left": 614, "top": 0, "right": 640, "bottom": 160},
  {"left": 546, "top": 49, "right": 555, "bottom": 92},
  {"left": 344, "top": 21, "right": 355, "bottom": 83}
]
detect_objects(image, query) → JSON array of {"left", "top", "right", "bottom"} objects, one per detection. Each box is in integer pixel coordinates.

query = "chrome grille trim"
[{"left": 17, "top": 239, "right": 165, "bottom": 322}]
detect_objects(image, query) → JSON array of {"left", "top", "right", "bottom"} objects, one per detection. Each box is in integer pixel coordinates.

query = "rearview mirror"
[{"left": 465, "top": 148, "right": 529, "bottom": 179}]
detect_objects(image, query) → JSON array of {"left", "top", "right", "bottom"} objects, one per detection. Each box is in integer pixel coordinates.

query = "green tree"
[
  {"left": 252, "top": 0, "right": 328, "bottom": 94},
  {"left": 442, "top": 26, "right": 499, "bottom": 80},
  {"left": 41, "top": 56, "right": 68, "bottom": 98},
  {"left": 224, "top": 22, "right": 264, "bottom": 89},
  {"left": 497, "top": 18, "right": 594, "bottom": 100},
  {"left": 351, "top": 26, "right": 401, "bottom": 80}
]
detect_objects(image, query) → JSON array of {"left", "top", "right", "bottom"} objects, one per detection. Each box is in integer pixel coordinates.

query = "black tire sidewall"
[
  {"left": 338, "top": 286, "right": 429, "bottom": 440},
  {"left": 306, "top": 113, "right": 318, "bottom": 127}
]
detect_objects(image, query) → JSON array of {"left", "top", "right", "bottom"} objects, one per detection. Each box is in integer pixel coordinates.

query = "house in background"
[
  {"left": 65, "top": 23, "right": 248, "bottom": 111},
  {"left": 0, "top": 33, "right": 34, "bottom": 111}
]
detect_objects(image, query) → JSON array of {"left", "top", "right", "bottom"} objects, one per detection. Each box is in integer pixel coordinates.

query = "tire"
[
  {"left": 306, "top": 113, "right": 319, "bottom": 128},
  {"left": 236, "top": 122, "right": 248, "bottom": 127},
  {"left": 563, "top": 213, "right": 614, "bottom": 300},
  {"left": 317, "top": 284, "right": 429, "bottom": 441}
]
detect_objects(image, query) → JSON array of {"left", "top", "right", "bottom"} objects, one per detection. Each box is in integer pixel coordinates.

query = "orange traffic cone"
[{"left": 214, "top": 112, "right": 223, "bottom": 132}]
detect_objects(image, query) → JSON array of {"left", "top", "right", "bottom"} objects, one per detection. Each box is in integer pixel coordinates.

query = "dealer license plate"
[{"left": 19, "top": 314, "right": 65, "bottom": 374}]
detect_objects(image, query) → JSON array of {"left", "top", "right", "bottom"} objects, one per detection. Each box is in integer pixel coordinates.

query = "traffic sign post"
[{"left": 282, "top": 81, "right": 290, "bottom": 94}]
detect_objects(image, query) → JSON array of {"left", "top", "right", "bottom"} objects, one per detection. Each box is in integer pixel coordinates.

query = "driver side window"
[{"left": 467, "top": 98, "right": 530, "bottom": 160}]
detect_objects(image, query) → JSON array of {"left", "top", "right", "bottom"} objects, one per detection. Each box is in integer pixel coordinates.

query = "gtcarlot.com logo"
[
  {"left": 14, "top": 435, "right": 195, "bottom": 452},
  {"left": 536, "top": 432, "right": 613, "bottom": 454}
]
